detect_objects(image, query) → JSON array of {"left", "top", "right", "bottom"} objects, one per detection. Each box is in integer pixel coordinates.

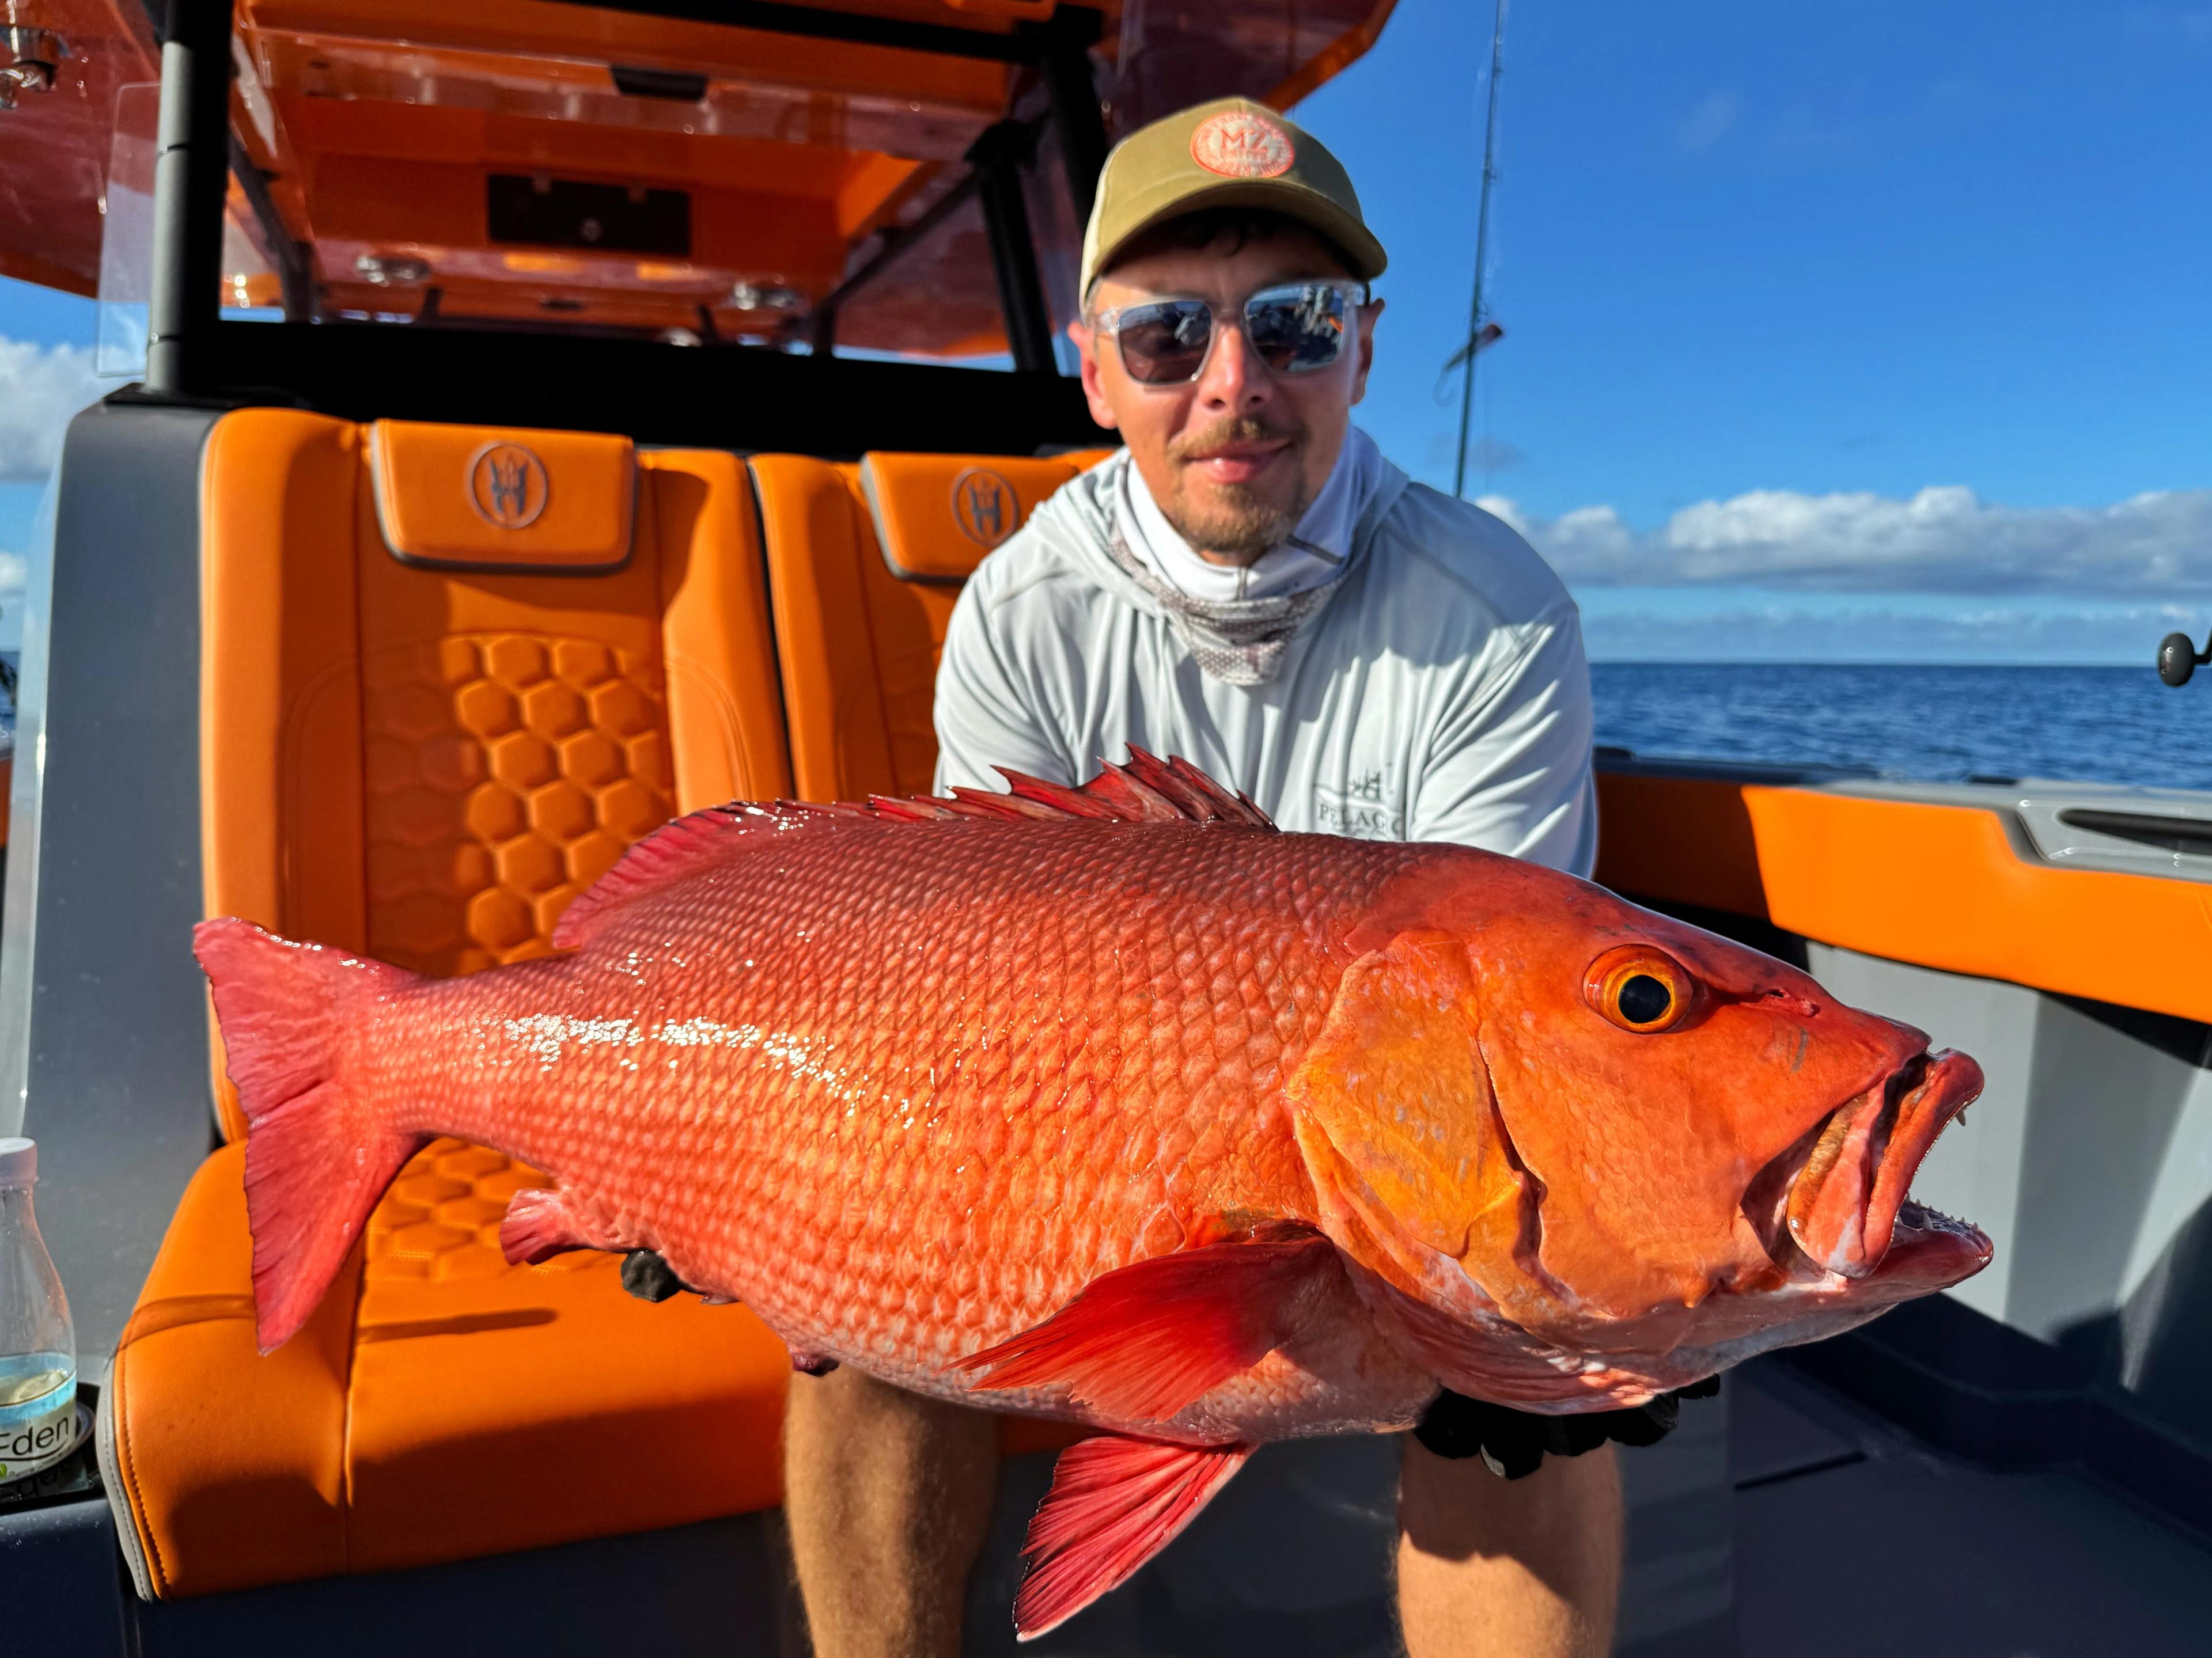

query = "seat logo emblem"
[
  {"left": 1190, "top": 111, "right": 1294, "bottom": 180},
  {"left": 468, "top": 442, "right": 550, "bottom": 530},
  {"left": 952, "top": 468, "right": 1018, "bottom": 548}
]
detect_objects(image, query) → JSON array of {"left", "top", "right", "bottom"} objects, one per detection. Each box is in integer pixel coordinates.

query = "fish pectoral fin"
[
  {"left": 1013, "top": 1435, "right": 1253, "bottom": 1639},
  {"left": 498, "top": 1188, "right": 599, "bottom": 1266},
  {"left": 949, "top": 1230, "right": 1339, "bottom": 1422}
]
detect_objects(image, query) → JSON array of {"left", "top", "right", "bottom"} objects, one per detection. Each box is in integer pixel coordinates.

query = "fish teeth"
[{"left": 1896, "top": 1194, "right": 1969, "bottom": 1230}]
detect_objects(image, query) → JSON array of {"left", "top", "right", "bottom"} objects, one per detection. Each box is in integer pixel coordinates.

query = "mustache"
[{"left": 1167, "top": 416, "right": 1306, "bottom": 465}]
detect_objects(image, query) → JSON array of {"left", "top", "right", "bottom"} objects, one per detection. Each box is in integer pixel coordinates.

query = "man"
[{"left": 783, "top": 97, "right": 1634, "bottom": 1657}]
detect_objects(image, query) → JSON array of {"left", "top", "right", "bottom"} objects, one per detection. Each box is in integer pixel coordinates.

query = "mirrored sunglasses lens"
[
  {"left": 1116, "top": 301, "right": 1213, "bottom": 384},
  {"left": 1245, "top": 286, "right": 1348, "bottom": 375}
]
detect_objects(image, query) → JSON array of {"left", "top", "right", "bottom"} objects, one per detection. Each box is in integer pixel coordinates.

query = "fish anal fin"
[
  {"left": 950, "top": 1230, "right": 1339, "bottom": 1422},
  {"left": 1013, "top": 1435, "right": 1253, "bottom": 1639},
  {"left": 498, "top": 1187, "right": 605, "bottom": 1265},
  {"left": 1289, "top": 930, "right": 1529, "bottom": 1280}
]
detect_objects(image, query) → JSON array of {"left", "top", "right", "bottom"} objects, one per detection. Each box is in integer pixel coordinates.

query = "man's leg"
[
  {"left": 783, "top": 1365, "right": 1001, "bottom": 1658},
  {"left": 1396, "top": 1438, "right": 1623, "bottom": 1658}
]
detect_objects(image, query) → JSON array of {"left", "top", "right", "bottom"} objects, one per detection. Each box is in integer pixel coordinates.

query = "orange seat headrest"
[
  {"left": 857, "top": 453, "right": 1084, "bottom": 583},
  {"left": 369, "top": 420, "right": 637, "bottom": 574}
]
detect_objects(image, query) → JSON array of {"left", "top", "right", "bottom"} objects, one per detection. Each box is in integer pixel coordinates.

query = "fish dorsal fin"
[
  {"left": 554, "top": 750, "right": 1272, "bottom": 951},
  {"left": 879, "top": 746, "right": 1275, "bottom": 831},
  {"left": 550, "top": 799, "right": 846, "bottom": 950}
]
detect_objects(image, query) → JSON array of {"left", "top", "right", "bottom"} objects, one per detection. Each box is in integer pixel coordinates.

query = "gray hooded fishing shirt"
[{"left": 931, "top": 447, "right": 1597, "bottom": 875}]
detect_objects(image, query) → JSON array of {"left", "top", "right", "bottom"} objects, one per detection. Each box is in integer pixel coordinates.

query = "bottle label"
[{"left": 0, "top": 1388, "right": 79, "bottom": 1484}]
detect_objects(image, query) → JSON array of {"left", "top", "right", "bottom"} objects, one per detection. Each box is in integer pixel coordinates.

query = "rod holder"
[{"left": 2157, "top": 631, "right": 2211, "bottom": 688}]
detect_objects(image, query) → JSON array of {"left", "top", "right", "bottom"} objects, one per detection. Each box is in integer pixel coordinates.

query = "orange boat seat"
[
  {"left": 105, "top": 411, "right": 810, "bottom": 1597},
  {"left": 751, "top": 450, "right": 1086, "bottom": 800}
]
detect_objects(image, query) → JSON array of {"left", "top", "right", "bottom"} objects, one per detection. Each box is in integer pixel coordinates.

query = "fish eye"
[{"left": 1584, "top": 946, "right": 1696, "bottom": 1034}]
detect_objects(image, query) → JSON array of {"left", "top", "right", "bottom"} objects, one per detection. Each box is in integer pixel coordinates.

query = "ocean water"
[{"left": 1590, "top": 664, "right": 2212, "bottom": 793}]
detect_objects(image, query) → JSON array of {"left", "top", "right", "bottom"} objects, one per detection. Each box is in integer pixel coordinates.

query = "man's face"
[{"left": 1069, "top": 226, "right": 1384, "bottom": 565}]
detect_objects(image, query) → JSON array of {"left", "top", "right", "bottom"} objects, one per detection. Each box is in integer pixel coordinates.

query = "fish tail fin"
[{"left": 193, "top": 917, "right": 427, "bottom": 1353}]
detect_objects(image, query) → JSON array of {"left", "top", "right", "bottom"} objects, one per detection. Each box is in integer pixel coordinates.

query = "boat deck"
[
  {"left": 15, "top": 1356, "right": 2211, "bottom": 1653},
  {"left": 1733, "top": 1358, "right": 2212, "bottom": 1656}
]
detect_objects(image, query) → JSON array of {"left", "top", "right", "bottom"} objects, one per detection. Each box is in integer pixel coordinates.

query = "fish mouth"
[{"left": 1744, "top": 1049, "right": 1992, "bottom": 1284}]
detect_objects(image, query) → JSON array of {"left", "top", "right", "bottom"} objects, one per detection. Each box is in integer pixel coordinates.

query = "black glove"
[
  {"left": 620, "top": 1249, "right": 691, "bottom": 1303},
  {"left": 1412, "top": 1376, "right": 1720, "bottom": 1479}
]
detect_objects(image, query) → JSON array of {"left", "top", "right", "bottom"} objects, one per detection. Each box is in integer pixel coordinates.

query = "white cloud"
[
  {"left": 0, "top": 337, "right": 101, "bottom": 484},
  {"left": 1577, "top": 592, "right": 2212, "bottom": 666},
  {"left": 1483, "top": 484, "right": 2212, "bottom": 594},
  {"left": 1677, "top": 91, "right": 1738, "bottom": 153},
  {"left": 0, "top": 552, "right": 25, "bottom": 595}
]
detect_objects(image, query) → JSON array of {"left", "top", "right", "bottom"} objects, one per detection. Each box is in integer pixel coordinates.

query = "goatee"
[{"left": 1162, "top": 416, "right": 1313, "bottom": 563}]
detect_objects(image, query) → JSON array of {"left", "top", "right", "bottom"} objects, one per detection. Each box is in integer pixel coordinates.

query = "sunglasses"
[{"left": 1091, "top": 280, "right": 1369, "bottom": 386}]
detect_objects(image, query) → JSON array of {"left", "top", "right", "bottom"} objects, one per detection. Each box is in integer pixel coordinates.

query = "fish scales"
[{"left": 347, "top": 811, "right": 1429, "bottom": 1404}]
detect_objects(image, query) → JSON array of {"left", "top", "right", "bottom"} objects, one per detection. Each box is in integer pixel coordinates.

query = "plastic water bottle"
[{"left": 0, "top": 1137, "right": 78, "bottom": 1486}]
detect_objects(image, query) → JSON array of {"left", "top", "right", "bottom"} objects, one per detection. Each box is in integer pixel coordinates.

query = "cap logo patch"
[
  {"left": 1190, "top": 110, "right": 1295, "bottom": 180},
  {"left": 468, "top": 442, "right": 549, "bottom": 530},
  {"left": 952, "top": 468, "right": 1018, "bottom": 548}
]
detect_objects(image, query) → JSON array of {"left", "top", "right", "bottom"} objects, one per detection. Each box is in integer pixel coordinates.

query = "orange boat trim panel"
[{"left": 1594, "top": 769, "right": 2212, "bottom": 1029}]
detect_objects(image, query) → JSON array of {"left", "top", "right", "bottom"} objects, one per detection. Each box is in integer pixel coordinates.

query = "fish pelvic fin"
[
  {"left": 949, "top": 1227, "right": 1339, "bottom": 1422},
  {"left": 498, "top": 1187, "right": 607, "bottom": 1265},
  {"left": 1013, "top": 1435, "right": 1253, "bottom": 1640},
  {"left": 193, "top": 917, "right": 427, "bottom": 1353}
]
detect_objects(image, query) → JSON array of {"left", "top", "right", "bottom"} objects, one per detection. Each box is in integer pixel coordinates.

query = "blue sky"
[
  {"left": 0, "top": 276, "right": 97, "bottom": 652},
  {"left": 5, "top": 1, "right": 2210, "bottom": 661},
  {"left": 1299, "top": 0, "right": 2212, "bottom": 661}
]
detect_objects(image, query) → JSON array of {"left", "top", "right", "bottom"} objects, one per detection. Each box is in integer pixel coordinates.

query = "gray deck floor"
[{"left": 1731, "top": 1359, "right": 2212, "bottom": 1657}]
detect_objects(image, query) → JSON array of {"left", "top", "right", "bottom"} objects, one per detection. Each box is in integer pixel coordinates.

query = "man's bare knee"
[{"left": 1396, "top": 1438, "right": 1623, "bottom": 1658}]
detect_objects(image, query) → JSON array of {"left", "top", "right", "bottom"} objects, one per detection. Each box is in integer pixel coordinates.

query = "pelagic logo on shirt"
[{"left": 1315, "top": 768, "right": 1404, "bottom": 840}]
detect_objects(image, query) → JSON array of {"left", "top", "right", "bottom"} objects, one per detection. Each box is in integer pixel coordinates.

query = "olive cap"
[{"left": 1078, "top": 96, "right": 1388, "bottom": 302}]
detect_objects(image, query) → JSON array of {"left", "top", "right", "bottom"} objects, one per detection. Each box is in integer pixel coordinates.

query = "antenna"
[{"left": 1453, "top": 0, "right": 1509, "bottom": 500}]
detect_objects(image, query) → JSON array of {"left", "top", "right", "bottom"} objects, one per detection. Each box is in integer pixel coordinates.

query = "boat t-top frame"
[
  {"left": 118, "top": 0, "right": 1141, "bottom": 453},
  {"left": 139, "top": 0, "right": 1117, "bottom": 408}
]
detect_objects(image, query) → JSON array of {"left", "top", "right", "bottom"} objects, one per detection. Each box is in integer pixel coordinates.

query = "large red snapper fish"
[{"left": 195, "top": 750, "right": 1989, "bottom": 1637}]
